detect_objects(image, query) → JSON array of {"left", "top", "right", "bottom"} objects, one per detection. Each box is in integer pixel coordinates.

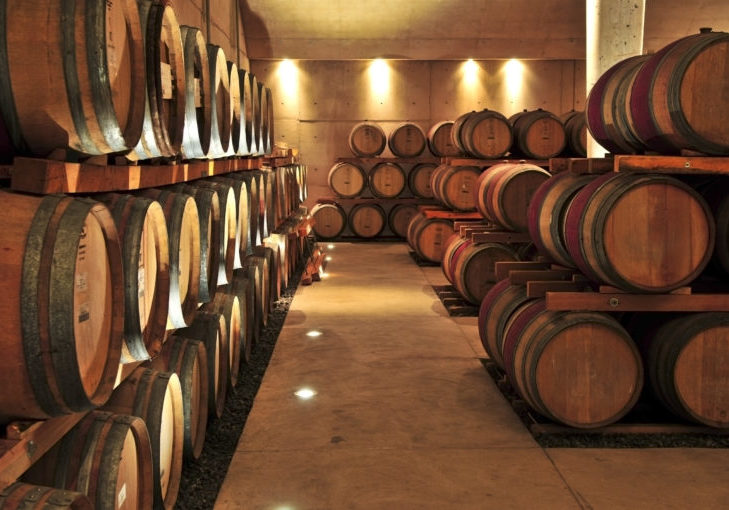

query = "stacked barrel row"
[
  {"left": 587, "top": 28, "right": 729, "bottom": 156},
  {"left": 0, "top": 0, "right": 274, "bottom": 163},
  {"left": 327, "top": 160, "right": 439, "bottom": 200},
  {"left": 350, "top": 111, "right": 586, "bottom": 161},
  {"left": 311, "top": 200, "right": 423, "bottom": 240},
  {"left": 478, "top": 168, "right": 729, "bottom": 429},
  {"left": 0, "top": 164, "right": 309, "bottom": 508}
]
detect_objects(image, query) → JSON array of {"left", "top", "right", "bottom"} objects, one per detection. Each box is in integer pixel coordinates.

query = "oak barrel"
[
  {"left": 441, "top": 234, "right": 467, "bottom": 284},
  {"left": 238, "top": 69, "right": 254, "bottom": 155},
  {"left": 170, "top": 184, "right": 221, "bottom": 303},
  {"left": 501, "top": 300, "right": 643, "bottom": 428},
  {"left": 0, "top": 483, "right": 91, "bottom": 509},
  {"left": 349, "top": 203, "right": 386, "bottom": 238},
  {"left": 254, "top": 245, "right": 280, "bottom": 313},
  {"left": 526, "top": 172, "right": 595, "bottom": 267},
  {"left": 452, "top": 242, "right": 519, "bottom": 305},
  {"left": 453, "top": 110, "right": 512, "bottom": 159},
  {"left": 212, "top": 176, "right": 252, "bottom": 265},
  {"left": 256, "top": 81, "right": 269, "bottom": 155},
  {"left": 349, "top": 122, "right": 386, "bottom": 156},
  {"left": 149, "top": 336, "right": 208, "bottom": 461},
  {"left": 0, "top": 192, "right": 123, "bottom": 420},
  {"left": 388, "top": 122, "right": 427, "bottom": 157},
  {"left": 560, "top": 110, "right": 587, "bottom": 157},
  {"left": 23, "top": 411, "right": 154, "bottom": 510},
  {"left": 230, "top": 267, "right": 258, "bottom": 355},
  {"left": 388, "top": 204, "right": 419, "bottom": 238},
  {"left": 102, "top": 367, "right": 184, "bottom": 510},
  {"left": 408, "top": 163, "right": 438, "bottom": 198},
  {"left": 481, "top": 163, "right": 551, "bottom": 232},
  {"left": 478, "top": 279, "right": 532, "bottom": 369},
  {"left": 97, "top": 193, "right": 170, "bottom": 362},
  {"left": 509, "top": 109, "right": 566, "bottom": 159},
  {"left": 266, "top": 233, "right": 290, "bottom": 290},
  {"left": 263, "top": 87, "right": 274, "bottom": 154},
  {"left": 245, "top": 254, "right": 270, "bottom": 329},
  {"left": 227, "top": 172, "right": 260, "bottom": 247},
  {"left": 175, "top": 311, "right": 228, "bottom": 419},
  {"left": 586, "top": 55, "right": 650, "bottom": 155},
  {"left": 427, "top": 121, "right": 461, "bottom": 157},
  {"left": 311, "top": 202, "right": 347, "bottom": 239},
  {"left": 0, "top": 0, "right": 145, "bottom": 157},
  {"left": 328, "top": 162, "right": 368, "bottom": 198},
  {"left": 179, "top": 26, "right": 212, "bottom": 159},
  {"left": 248, "top": 73, "right": 261, "bottom": 155},
  {"left": 202, "top": 292, "right": 242, "bottom": 389},
  {"left": 629, "top": 312, "right": 729, "bottom": 428},
  {"left": 132, "top": 0, "right": 186, "bottom": 160},
  {"left": 138, "top": 189, "right": 201, "bottom": 328},
  {"left": 564, "top": 173, "right": 714, "bottom": 292},
  {"left": 630, "top": 29, "right": 729, "bottom": 155},
  {"left": 206, "top": 45, "right": 233, "bottom": 158},
  {"left": 406, "top": 213, "right": 455, "bottom": 263},
  {"left": 369, "top": 162, "right": 406, "bottom": 198},
  {"left": 432, "top": 165, "right": 481, "bottom": 211}
]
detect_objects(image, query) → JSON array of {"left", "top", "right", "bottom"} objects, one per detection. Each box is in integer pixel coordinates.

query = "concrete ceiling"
[{"left": 240, "top": 0, "right": 729, "bottom": 60}]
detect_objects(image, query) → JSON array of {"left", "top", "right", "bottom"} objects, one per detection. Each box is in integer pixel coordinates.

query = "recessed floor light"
[
  {"left": 294, "top": 388, "right": 316, "bottom": 400},
  {"left": 327, "top": 243, "right": 335, "bottom": 250},
  {"left": 306, "top": 330, "right": 322, "bottom": 337}
]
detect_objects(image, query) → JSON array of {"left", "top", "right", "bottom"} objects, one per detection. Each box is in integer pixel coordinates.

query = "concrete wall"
[
  {"left": 251, "top": 59, "right": 586, "bottom": 204},
  {"left": 175, "top": 0, "right": 250, "bottom": 70}
]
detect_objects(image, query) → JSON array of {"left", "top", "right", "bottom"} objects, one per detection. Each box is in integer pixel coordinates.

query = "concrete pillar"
[{"left": 586, "top": 0, "right": 646, "bottom": 157}]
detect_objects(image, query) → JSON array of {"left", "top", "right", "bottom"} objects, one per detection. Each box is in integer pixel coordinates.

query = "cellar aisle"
[{"left": 215, "top": 243, "right": 729, "bottom": 510}]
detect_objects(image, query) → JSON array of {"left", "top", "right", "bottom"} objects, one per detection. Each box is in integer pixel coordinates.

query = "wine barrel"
[
  {"left": 349, "top": 203, "right": 386, "bottom": 238},
  {"left": 256, "top": 81, "right": 269, "bottom": 156},
  {"left": 564, "top": 173, "right": 714, "bottom": 292},
  {"left": 264, "top": 87, "right": 274, "bottom": 154},
  {"left": 0, "top": 483, "right": 91, "bottom": 509},
  {"left": 227, "top": 172, "right": 260, "bottom": 247},
  {"left": 408, "top": 163, "right": 438, "bottom": 198},
  {"left": 265, "top": 233, "right": 290, "bottom": 290},
  {"left": 179, "top": 26, "right": 212, "bottom": 159},
  {"left": 349, "top": 122, "right": 386, "bottom": 156},
  {"left": 629, "top": 312, "right": 729, "bottom": 427},
  {"left": 230, "top": 267, "right": 258, "bottom": 354},
  {"left": 388, "top": 204, "right": 419, "bottom": 238},
  {"left": 328, "top": 162, "right": 367, "bottom": 198},
  {"left": 170, "top": 184, "right": 220, "bottom": 303},
  {"left": 478, "top": 279, "right": 532, "bottom": 368},
  {"left": 97, "top": 193, "right": 170, "bottom": 362},
  {"left": 427, "top": 121, "right": 461, "bottom": 157},
  {"left": 255, "top": 244, "right": 281, "bottom": 304},
  {"left": 23, "top": 411, "right": 154, "bottom": 510},
  {"left": 132, "top": 0, "right": 186, "bottom": 160},
  {"left": 440, "top": 234, "right": 467, "bottom": 284},
  {"left": 509, "top": 109, "right": 566, "bottom": 159},
  {"left": 207, "top": 45, "right": 233, "bottom": 158},
  {"left": 248, "top": 170, "right": 269, "bottom": 240},
  {"left": 248, "top": 73, "right": 261, "bottom": 155},
  {"left": 138, "top": 189, "right": 201, "bottom": 328},
  {"left": 175, "top": 311, "right": 228, "bottom": 419},
  {"left": 630, "top": 29, "right": 729, "bottom": 155},
  {"left": 369, "top": 162, "right": 406, "bottom": 198},
  {"left": 455, "top": 110, "right": 512, "bottom": 159},
  {"left": 202, "top": 292, "right": 242, "bottom": 389},
  {"left": 0, "top": 0, "right": 145, "bottom": 157},
  {"left": 433, "top": 165, "right": 481, "bottom": 211},
  {"left": 245, "top": 254, "right": 270, "bottom": 329},
  {"left": 149, "top": 336, "right": 208, "bottom": 462},
  {"left": 0, "top": 192, "right": 123, "bottom": 420},
  {"left": 261, "top": 170, "right": 277, "bottom": 237},
  {"left": 560, "top": 111, "right": 587, "bottom": 157},
  {"left": 526, "top": 172, "right": 595, "bottom": 267},
  {"left": 501, "top": 300, "right": 643, "bottom": 428},
  {"left": 452, "top": 242, "right": 519, "bottom": 305},
  {"left": 227, "top": 61, "right": 242, "bottom": 156},
  {"left": 191, "top": 180, "right": 238, "bottom": 285},
  {"left": 388, "top": 122, "right": 427, "bottom": 157},
  {"left": 212, "top": 176, "right": 252, "bottom": 265},
  {"left": 406, "top": 213, "right": 454, "bottom": 263},
  {"left": 586, "top": 55, "right": 650, "bottom": 155},
  {"left": 102, "top": 367, "right": 184, "bottom": 509},
  {"left": 482, "top": 163, "right": 551, "bottom": 232},
  {"left": 311, "top": 202, "right": 347, "bottom": 239},
  {"left": 238, "top": 69, "right": 254, "bottom": 155}
]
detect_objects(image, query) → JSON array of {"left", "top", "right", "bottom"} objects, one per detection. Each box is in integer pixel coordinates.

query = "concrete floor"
[{"left": 215, "top": 243, "right": 729, "bottom": 510}]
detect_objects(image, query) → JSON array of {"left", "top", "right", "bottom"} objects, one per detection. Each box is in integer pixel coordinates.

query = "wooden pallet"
[
  {"left": 481, "top": 359, "right": 729, "bottom": 447},
  {"left": 432, "top": 285, "right": 478, "bottom": 316}
]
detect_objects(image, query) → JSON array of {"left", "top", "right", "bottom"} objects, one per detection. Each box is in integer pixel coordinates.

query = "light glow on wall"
[
  {"left": 369, "top": 59, "right": 390, "bottom": 98},
  {"left": 278, "top": 59, "right": 299, "bottom": 99},
  {"left": 504, "top": 59, "right": 524, "bottom": 103},
  {"left": 462, "top": 59, "right": 480, "bottom": 87}
]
